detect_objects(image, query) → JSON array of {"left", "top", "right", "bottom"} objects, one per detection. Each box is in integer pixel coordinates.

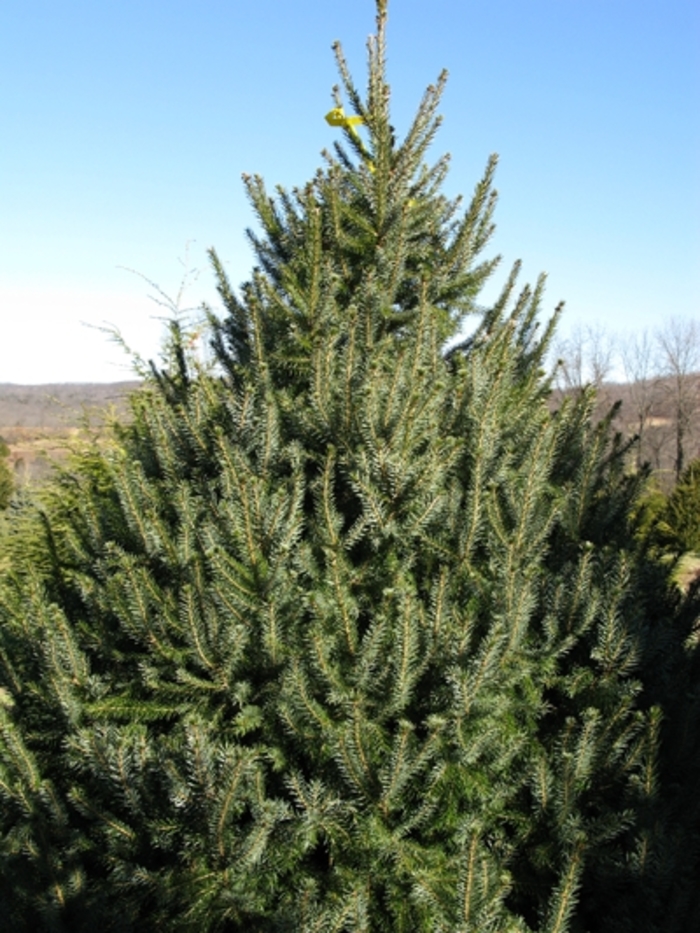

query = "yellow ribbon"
[
  {"left": 323, "top": 108, "right": 415, "bottom": 207},
  {"left": 325, "top": 108, "right": 375, "bottom": 172},
  {"left": 325, "top": 107, "right": 365, "bottom": 135}
]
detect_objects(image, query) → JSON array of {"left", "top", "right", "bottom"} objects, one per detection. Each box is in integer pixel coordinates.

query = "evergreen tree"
[
  {"left": 1, "top": 4, "right": 697, "bottom": 931},
  {"left": 653, "top": 458, "right": 700, "bottom": 555},
  {"left": 0, "top": 437, "right": 13, "bottom": 510}
]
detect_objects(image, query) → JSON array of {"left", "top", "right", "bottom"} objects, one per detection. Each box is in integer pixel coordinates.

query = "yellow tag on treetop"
[
  {"left": 324, "top": 108, "right": 375, "bottom": 172},
  {"left": 324, "top": 107, "right": 365, "bottom": 135}
]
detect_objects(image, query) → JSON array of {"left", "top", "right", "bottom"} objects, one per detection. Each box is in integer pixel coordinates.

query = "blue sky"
[{"left": 1, "top": 0, "right": 698, "bottom": 383}]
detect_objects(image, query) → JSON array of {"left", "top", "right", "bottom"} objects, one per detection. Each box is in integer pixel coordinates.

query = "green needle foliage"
[
  {"left": 1, "top": 4, "right": 698, "bottom": 931},
  {"left": 652, "top": 459, "right": 700, "bottom": 556},
  {"left": 0, "top": 437, "right": 13, "bottom": 511}
]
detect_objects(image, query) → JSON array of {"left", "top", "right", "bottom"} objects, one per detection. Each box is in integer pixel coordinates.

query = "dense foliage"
[
  {"left": 651, "top": 459, "right": 700, "bottom": 556},
  {"left": 0, "top": 437, "right": 13, "bottom": 510},
  {"left": 1, "top": 4, "right": 698, "bottom": 930}
]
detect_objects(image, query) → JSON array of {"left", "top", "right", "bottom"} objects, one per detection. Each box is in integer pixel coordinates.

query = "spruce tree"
[
  {"left": 653, "top": 458, "right": 700, "bottom": 555},
  {"left": 1, "top": 4, "right": 698, "bottom": 931},
  {"left": 0, "top": 437, "right": 13, "bottom": 511}
]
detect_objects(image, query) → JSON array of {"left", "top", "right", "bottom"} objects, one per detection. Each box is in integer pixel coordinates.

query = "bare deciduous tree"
[
  {"left": 554, "top": 323, "right": 615, "bottom": 391},
  {"left": 619, "top": 328, "right": 660, "bottom": 470},
  {"left": 656, "top": 317, "right": 700, "bottom": 482},
  {"left": 553, "top": 323, "right": 618, "bottom": 425}
]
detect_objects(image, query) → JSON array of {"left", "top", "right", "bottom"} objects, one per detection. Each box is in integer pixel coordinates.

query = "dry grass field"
[
  {"left": 2, "top": 379, "right": 700, "bottom": 598},
  {"left": 0, "top": 382, "right": 139, "bottom": 486}
]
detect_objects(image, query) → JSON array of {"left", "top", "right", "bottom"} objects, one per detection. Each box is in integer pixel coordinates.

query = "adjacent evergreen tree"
[
  {"left": 652, "top": 458, "right": 700, "bottom": 555},
  {"left": 0, "top": 437, "right": 13, "bottom": 510},
  {"left": 1, "top": 4, "right": 698, "bottom": 930}
]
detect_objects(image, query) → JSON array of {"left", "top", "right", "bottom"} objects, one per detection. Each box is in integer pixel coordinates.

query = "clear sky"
[{"left": 1, "top": 0, "right": 698, "bottom": 384}]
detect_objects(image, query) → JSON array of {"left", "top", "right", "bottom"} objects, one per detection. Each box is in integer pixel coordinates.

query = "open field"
[
  {"left": 0, "top": 382, "right": 140, "bottom": 485},
  {"left": 2, "top": 373, "right": 700, "bottom": 492}
]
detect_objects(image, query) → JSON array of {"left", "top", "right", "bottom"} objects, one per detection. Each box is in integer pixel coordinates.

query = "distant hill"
[
  {"left": 0, "top": 382, "right": 141, "bottom": 429},
  {"left": 1, "top": 373, "right": 699, "bottom": 491},
  {"left": 0, "top": 382, "right": 141, "bottom": 485},
  {"left": 551, "top": 373, "right": 700, "bottom": 491}
]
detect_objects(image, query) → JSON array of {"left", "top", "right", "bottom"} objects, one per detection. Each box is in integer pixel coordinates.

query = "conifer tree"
[
  {"left": 653, "top": 458, "right": 700, "bottom": 555},
  {"left": 1, "top": 4, "right": 698, "bottom": 931},
  {"left": 0, "top": 437, "right": 13, "bottom": 510}
]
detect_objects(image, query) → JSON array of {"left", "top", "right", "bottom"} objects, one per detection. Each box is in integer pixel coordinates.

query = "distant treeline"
[
  {"left": 0, "top": 382, "right": 140, "bottom": 430},
  {"left": 552, "top": 318, "right": 700, "bottom": 490}
]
